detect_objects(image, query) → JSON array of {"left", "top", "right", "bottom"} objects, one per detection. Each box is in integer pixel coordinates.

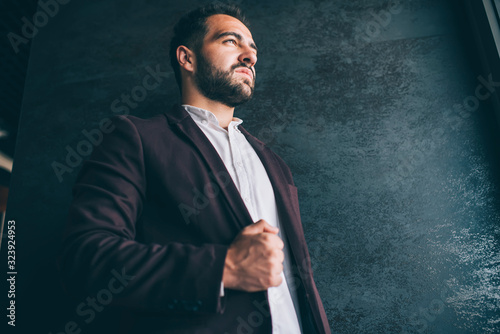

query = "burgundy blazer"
[{"left": 58, "top": 104, "right": 331, "bottom": 334}]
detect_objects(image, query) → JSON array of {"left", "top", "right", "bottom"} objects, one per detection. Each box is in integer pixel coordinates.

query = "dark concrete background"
[{"left": 2, "top": 0, "right": 500, "bottom": 333}]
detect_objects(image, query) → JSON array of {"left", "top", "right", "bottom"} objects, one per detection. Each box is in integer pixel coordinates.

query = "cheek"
[
  {"left": 220, "top": 58, "right": 236, "bottom": 72},
  {"left": 212, "top": 52, "right": 237, "bottom": 69},
  {"left": 202, "top": 47, "right": 238, "bottom": 73}
]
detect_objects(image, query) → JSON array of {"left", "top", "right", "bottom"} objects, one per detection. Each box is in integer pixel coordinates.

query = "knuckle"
[
  {"left": 272, "top": 248, "right": 283, "bottom": 260},
  {"left": 266, "top": 257, "right": 274, "bottom": 267},
  {"left": 265, "top": 249, "right": 274, "bottom": 258},
  {"left": 262, "top": 276, "right": 273, "bottom": 287},
  {"left": 272, "top": 275, "right": 283, "bottom": 287},
  {"left": 271, "top": 235, "right": 284, "bottom": 248}
]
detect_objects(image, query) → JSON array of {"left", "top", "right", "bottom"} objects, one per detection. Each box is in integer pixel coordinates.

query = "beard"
[{"left": 194, "top": 52, "right": 255, "bottom": 107}]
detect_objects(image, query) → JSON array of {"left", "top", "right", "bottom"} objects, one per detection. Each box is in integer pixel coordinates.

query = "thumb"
[{"left": 242, "top": 219, "right": 279, "bottom": 235}]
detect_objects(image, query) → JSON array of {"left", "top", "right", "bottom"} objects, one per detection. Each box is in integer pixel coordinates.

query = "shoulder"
[
  {"left": 101, "top": 112, "right": 176, "bottom": 145},
  {"left": 111, "top": 112, "right": 169, "bottom": 133},
  {"left": 87, "top": 112, "right": 173, "bottom": 160}
]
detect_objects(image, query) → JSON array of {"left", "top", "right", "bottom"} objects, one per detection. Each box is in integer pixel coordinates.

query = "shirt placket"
[{"left": 228, "top": 124, "right": 257, "bottom": 221}]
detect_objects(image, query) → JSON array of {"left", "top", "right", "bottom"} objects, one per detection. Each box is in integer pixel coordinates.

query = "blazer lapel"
[
  {"left": 163, "top": 104, "right": 254, "bottom": 232},
  {"left": 238, "top": 126, "right": 309, "bottom": 265}
]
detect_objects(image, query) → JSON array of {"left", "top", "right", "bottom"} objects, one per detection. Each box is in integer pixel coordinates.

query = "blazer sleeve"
[{"left": 57, "top": 115, "right": 228, "bottom": 315}]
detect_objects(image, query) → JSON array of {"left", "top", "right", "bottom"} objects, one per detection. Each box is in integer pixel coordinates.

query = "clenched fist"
[{"left": 222, "top": 219, "right": 284, "bottom": 292}]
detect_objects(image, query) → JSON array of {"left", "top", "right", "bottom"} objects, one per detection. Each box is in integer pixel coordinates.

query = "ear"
[{"left": 176, "top": 45, "right": 195, "bottom": 74}]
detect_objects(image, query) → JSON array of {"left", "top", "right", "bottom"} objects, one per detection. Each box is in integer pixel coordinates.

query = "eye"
[{"left": 224, "top": 39, "right": 237, "bottom": 45}]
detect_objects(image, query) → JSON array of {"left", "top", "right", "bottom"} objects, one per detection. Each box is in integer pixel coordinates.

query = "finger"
[
  {"left": 242, "top": 219, "right": 278, "bottom": 235},
  {"left": 277, "top": 249, "right": 284, "bottom": 263},
  {"left": 270, "top": 273, "right": 283, "bottom": 287},
  {"left": 257, "top": 219, "right": 279, "bottom": 234},
  {"left": 262, "top": 223, "right": 279, "bottom": 234},
  {"left": 265, "top": 234, "right": 284, "bottom": 249}
]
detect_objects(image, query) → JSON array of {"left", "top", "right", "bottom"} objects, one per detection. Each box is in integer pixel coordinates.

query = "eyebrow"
[{"left": 215, "top": 31, "right": 258, "bottom": 53}]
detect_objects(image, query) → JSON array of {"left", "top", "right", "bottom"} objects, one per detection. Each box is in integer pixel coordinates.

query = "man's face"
[{"left": 193, "top": 14, "right": 258, "bottom": 107}]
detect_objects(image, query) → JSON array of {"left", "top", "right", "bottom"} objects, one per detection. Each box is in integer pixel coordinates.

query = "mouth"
[{"left": 234, "top": 67, "right": 254, "bottom": 81}]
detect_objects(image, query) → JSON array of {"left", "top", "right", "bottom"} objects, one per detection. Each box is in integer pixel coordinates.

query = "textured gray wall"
[{"left": 2, "top": 0, "right": 500, "bottom": 333}]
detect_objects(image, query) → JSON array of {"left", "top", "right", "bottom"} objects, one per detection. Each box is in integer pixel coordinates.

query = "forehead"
[{"left": 204, "top": 14, "right": 254, "bottom": 42}]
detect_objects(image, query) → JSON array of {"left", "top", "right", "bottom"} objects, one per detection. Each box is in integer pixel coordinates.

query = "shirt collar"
[{"left": 182, "top": 104, "right": 243, "bottom": 129}]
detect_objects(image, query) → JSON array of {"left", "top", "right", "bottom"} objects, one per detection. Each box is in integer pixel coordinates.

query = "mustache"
[{"left": 232, "top": 63, "right": 255, "bottom": 79}]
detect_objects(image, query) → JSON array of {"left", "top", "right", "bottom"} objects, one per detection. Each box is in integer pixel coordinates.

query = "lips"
[{"left": 234, "top": 67, "right": 254, "bottom": 81}]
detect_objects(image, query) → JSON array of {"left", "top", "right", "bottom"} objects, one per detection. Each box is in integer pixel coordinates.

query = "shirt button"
[
  {"left": 244, "top": 197, "right": 250, "bottom": 202},
  {"left": 201, "top": 120, "right": 208, "bottom": 125}
]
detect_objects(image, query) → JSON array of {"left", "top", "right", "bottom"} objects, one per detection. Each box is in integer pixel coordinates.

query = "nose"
[{"left": 238, "top": 45, "right": 257, "bottom": 67}]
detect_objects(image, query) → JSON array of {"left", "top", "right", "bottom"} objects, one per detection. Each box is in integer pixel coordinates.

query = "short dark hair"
[{"left": 169, "top": 2, "right": 250, "bottom": 93}]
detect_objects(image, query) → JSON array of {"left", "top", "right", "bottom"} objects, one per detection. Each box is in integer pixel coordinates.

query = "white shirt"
[{"left": 183, "top": 104, "right": 303, "bottom": 334}]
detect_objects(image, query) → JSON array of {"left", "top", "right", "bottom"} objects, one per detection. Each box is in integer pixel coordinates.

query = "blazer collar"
[{"left": 163, "top": 103, "right": 193, "bottom": 124}]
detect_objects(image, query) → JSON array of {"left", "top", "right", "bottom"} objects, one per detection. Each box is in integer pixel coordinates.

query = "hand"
[{"left": 222, "top": 219, "right": 284, "bottom": 292}]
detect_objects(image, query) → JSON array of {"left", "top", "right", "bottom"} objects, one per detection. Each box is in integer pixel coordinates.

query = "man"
[{"left": 58, "top": 3, "right": 331, "bottom": 334}]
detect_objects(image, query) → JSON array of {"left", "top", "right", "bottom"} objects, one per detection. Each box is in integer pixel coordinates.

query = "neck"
[{"left": 182, "top": 91, "right": 235, "bottom": 130}]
